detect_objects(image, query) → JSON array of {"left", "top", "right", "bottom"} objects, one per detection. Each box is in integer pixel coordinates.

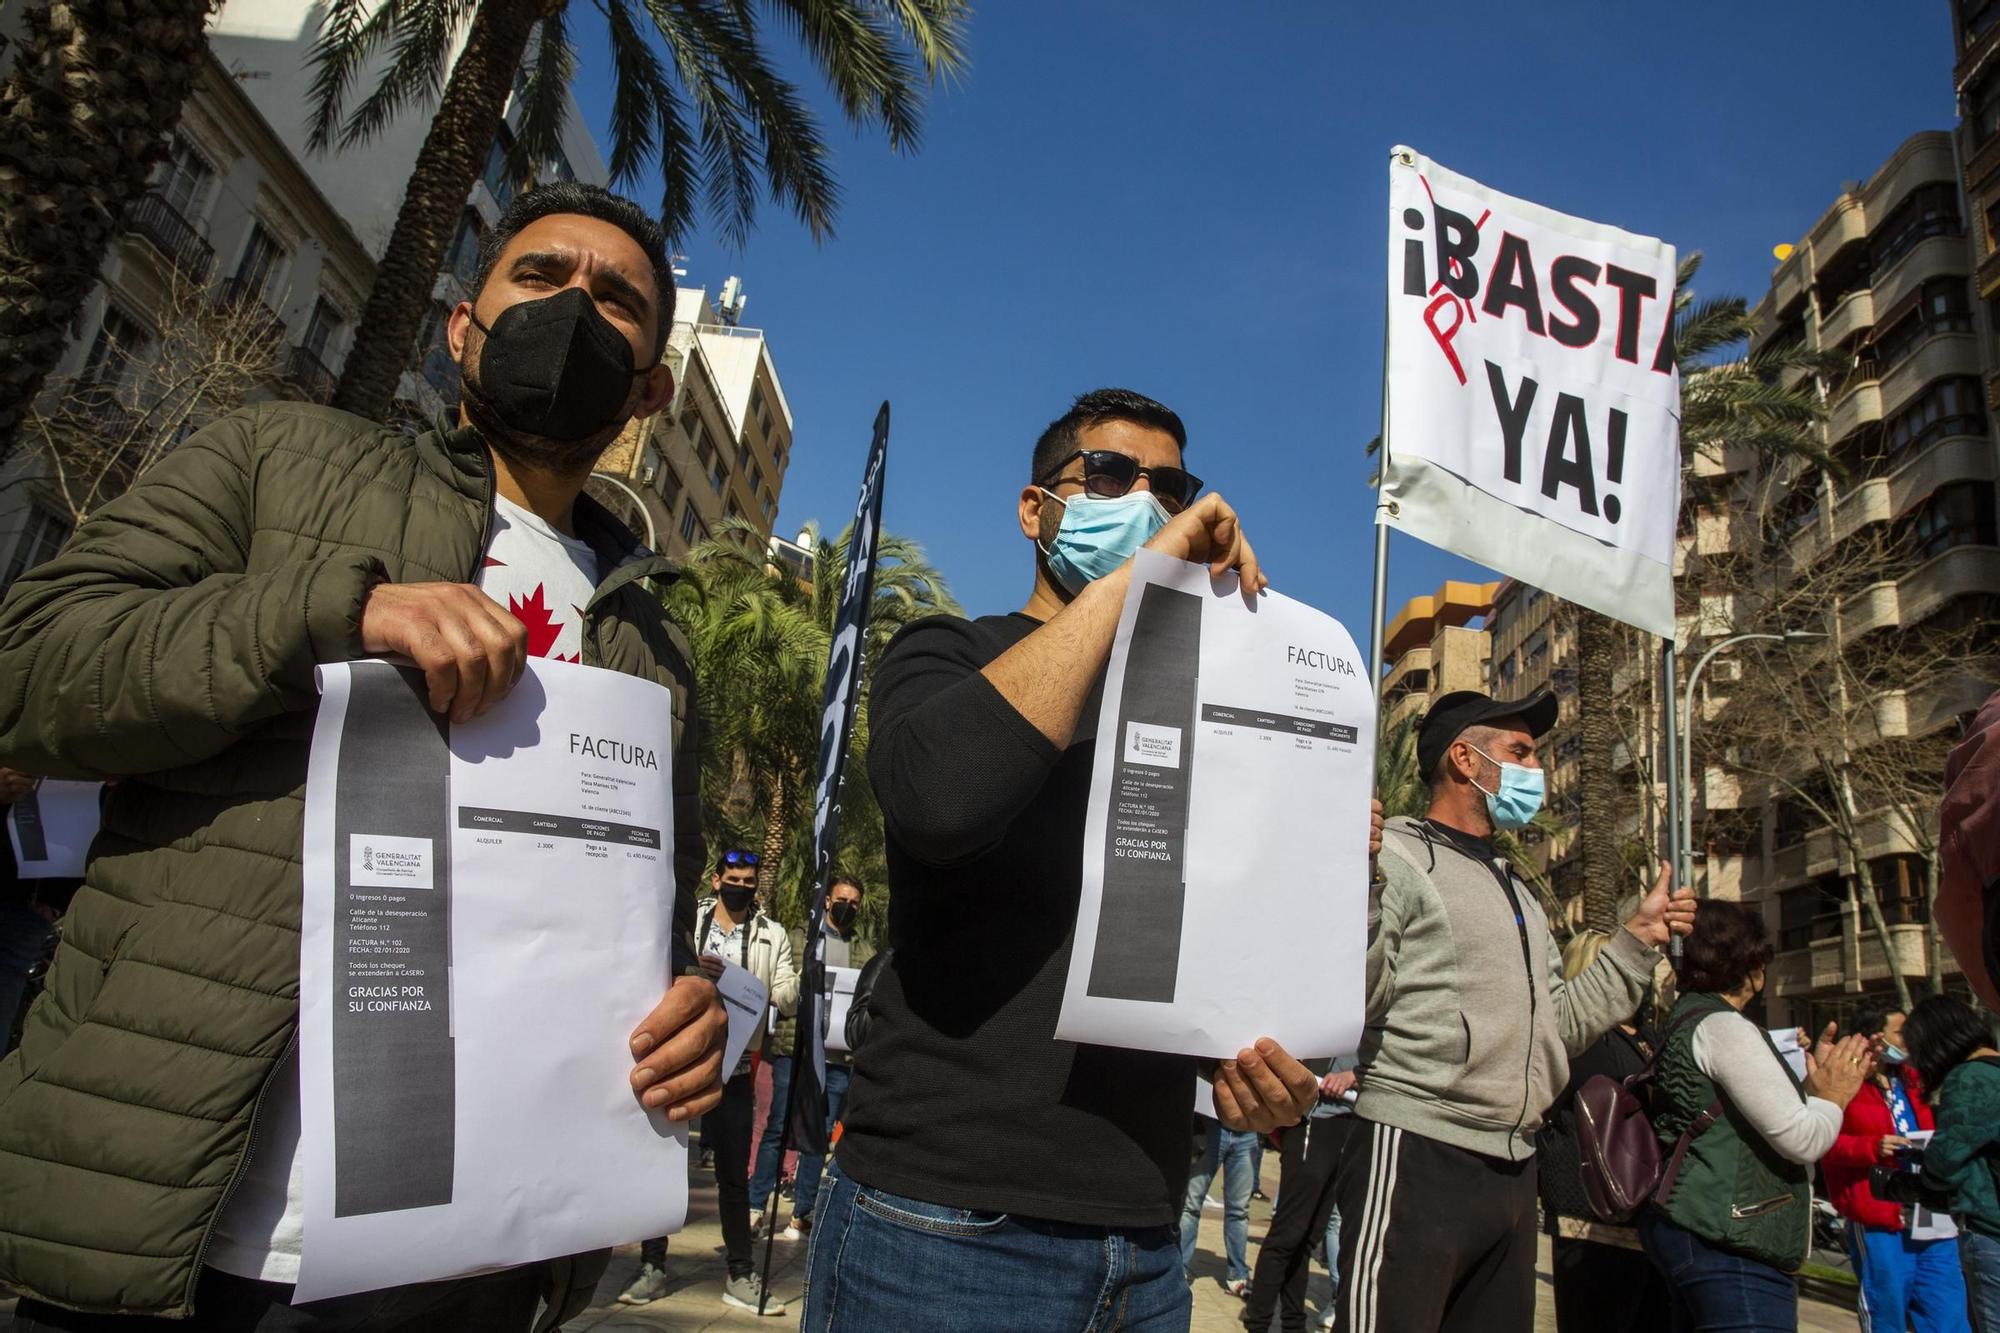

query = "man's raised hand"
[
  {"left": 1143, "top": 493, "right": 1266, "bottom": 598},
  {"left": 1623, "top": 863, "right": 1696, "bottom": 950},
  {"left": 359, "top": 582, "right": 529, "bottom": 725},
  {"left": 1212, "top": 1037, "right": 1319, "bottom": 1134}
]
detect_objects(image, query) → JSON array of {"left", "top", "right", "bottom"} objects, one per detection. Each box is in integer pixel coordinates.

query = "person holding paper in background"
[
  {"left": 0, "top": 182, "right": 727, "bottom": 1331},
  {"left": 1823, "top": 1002, "right": 1971, "bottom": 1333},
  {"left": 626, "top": 849, "right": 797, "bottom": 1315},
  {"left": 1334, "top": 690, "right": 1695, "bottom": 1333},
  {"left": 754, "top": 872, "right": 874, "bottom": 1244},
  {"left": 805, "top": 388, "right": 1377, "bottom": 1332}
]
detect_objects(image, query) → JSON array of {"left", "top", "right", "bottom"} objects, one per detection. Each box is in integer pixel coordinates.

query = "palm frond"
[
  {"left": 511, "top": 12, "right": 578, "bottom": 182},
  {"left": 768, "top": 0, "right": 923, "bottom": 150},
  {"left": 304, "top": 0, "right": 392, "bottom": 152},
  {"left": 336, "top": 0, "right": 479, "bottom": 148}
]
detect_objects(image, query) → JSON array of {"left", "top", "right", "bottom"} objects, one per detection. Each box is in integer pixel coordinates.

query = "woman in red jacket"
[{"left": 1824, "top": 1003, "right": 1971, "bottom": 1333}]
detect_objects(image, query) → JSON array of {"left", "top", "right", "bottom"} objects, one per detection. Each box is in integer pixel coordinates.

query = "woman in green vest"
[
  {"left": 1639, "top": 900, "right": 1875, "bottom": 1331},
  {"left": 1905, "top": 993, "right": 2000, "bottom": 1331}
]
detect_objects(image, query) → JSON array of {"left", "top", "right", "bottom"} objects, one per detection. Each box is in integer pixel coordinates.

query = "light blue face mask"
[
  {"left": 1470, "top": 744, "right": 1546, "bottom": 830},
  {"left": 1882, "top": 1043, "right": 1908, "bottom": 1065},
  {"left": 1038, "top": 488, "right": 1171, "bottom": 594}
]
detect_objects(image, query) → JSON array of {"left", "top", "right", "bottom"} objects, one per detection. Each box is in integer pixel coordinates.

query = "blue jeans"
[
  {"left": 792, "top": 1064, "right": 849, "bottom": 1221},
  {"left": 1180, "top": 1124, "right": 1255, "bottom": 1283},
  {"left": 1847, "top": 1222, "right": 1971, "bottom": 1333},
  {"left": 1963, "top": 1229, "right": 2000, "bottom": 1333},
  {"left": 748, "top": 1055, "right": 794, "bottom": 1212},
  {"left": 1638, "top": 1212, "right": 1796, "bottom": 1332},
  {"left": 802, "top": 1159, "right": 1190, "bottom": 1332}
]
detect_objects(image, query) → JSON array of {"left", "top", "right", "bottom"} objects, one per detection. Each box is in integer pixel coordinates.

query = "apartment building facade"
[
  {"left": 1380, "top": 580, "right": 1497, "bottom": 729},
  {"left": 0, "top": 46, "right": 375, "bottom": 591},
  {"left": 588, "top": 285, "right": 795, "bottom": 560},
  {"left": 207, "top": 0, "right": 611, "bottom": 424},
  {"left": 1711, "top": 126, "right": 2000, "bottom": 1026}
]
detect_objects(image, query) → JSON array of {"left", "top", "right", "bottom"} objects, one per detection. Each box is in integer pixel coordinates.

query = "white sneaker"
[
  {"left": 749, "top": 1208, "right": 765, "bottom": 1232},
  {"left": 1318, "top": 1306, "right": 1337, "bottom": 1329},
  {"left": 722, "top": 1272, "right": 787, "bottom": 1315},
  {"left": 617, "top": 1262, "right": 668, "bottom": 1305},
  {"left": 781, "top": 1218, "right": 805, "bottom": 1242}
]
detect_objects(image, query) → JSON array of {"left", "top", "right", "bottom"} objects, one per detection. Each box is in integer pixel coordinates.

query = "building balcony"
[
  {"left": 213, "top": 278, "right": 285, "bottom": 342},
  {"left": 1818, "top": 288, "right": 1873, "bottom": 348},
  {"left": 1809, "top": 198, "right": 1868, "bottom": 267},
  {"left": 1957, "top": 21, "right": 2000, "bottom": 112},
  {"left": 1769, "top": 252, "right": 1810, "bottom": 321},
  {"left": 1382, "top": 644, "right": 1432, "bottom": 698},
  {"left": 1862, "top": 133, "right": 1958, "bottom": 221},
  {"left": 1878, "top": 332, "right": 1981, "bottom": 418},
  {"left": 283, "top": 345, "right": 337, "bottom": 405},
  {"left": 1828, "top": 372, "right": 1883, "bottom": 441},
  {"left": 127, "top": 192, "right": 214, "bottom": 284},
  {"left": 1871, "top": 234, "right": 1973, "bottom": 319},
  {"left": 1887, "top": 543, "right": 2000, "bottom": 627},
  {"left": 1834, "top": 434, "right": 1996, "bottom": 538}
]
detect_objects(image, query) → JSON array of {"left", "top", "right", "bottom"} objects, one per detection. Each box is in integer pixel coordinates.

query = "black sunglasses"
[
  {"left": 720, "top": 849, "right": 761, "bottom": 868},
  {"left": 1037, "top": 449, "right": 1203, "bottom": 514}
]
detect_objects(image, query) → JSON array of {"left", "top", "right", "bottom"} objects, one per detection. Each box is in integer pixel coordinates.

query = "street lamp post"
[{"left": 1680, "top": 630, "right": 1826, "bottom": 899}]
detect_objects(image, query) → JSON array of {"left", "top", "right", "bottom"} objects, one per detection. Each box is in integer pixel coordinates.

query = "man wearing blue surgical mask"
[
  {"left": 1331, "top": 688, "right": 1695, "bottom": 1333},
  {"left": 803, "top": 389, "right": 1346, "bottom": 1332}
]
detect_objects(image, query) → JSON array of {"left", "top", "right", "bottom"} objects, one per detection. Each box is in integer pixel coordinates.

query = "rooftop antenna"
[{"left": 717, "top": 275, "right": 748, "bottom": 326}]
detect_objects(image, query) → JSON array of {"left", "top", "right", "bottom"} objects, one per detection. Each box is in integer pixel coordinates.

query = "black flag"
[{"left": 784, "top": 402, "right": 888, "bottom": 1156}]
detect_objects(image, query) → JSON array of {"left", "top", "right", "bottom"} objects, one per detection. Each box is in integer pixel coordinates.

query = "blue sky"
[{"left": 574, "top": 3, "right": 1956, "bottom": 640}]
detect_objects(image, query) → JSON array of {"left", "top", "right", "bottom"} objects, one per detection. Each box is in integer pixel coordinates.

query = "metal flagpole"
[{"left": 1660, "top": 639, "right": 1684, "bottom": 963}]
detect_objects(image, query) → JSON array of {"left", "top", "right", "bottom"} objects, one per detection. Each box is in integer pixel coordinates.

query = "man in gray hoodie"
[{"left": 1333, "top": 689, "right": 1693, "bottom": 1333}]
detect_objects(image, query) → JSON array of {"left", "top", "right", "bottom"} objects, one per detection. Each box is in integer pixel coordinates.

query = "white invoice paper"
[
  {"left": 823, "top": 965, "right": 862, "bottom": 1054},
  {"left": 297, "top": 658, "right": 685, "bottom": 1301},
  {"left": 1057, "top": 550, "right": 1377, "bottom": 1059},
  {"left": 6, "top": 779, "right": 102, "bottom": 878}
]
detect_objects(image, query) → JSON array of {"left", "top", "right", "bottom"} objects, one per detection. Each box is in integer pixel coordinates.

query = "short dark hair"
[
  {"left": 1904, "top": 994, "right": 1993, "bottom": 1095},
  {"left": 828, "top": 873, "right": 865, "bottom": 896},
  {"left": 1849, "top": 1001, "right": 1902, "bottom": 1043},
  {"left": 1675, "top": 900, "right": 1774, "bottom": 995},
  {"left": 472, "top": 181, "right": 677, "bottom": 358},
  {"left": 1032, "top": 388, "right": 1187, "bottom": 484}
]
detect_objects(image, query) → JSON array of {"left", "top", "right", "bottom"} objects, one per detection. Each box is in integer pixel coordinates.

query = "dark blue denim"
[
  {"left": 1962, "top": 1229, "right": 2000, "bottom": 1333},
  {"left": 802, "top": 1160, "right": 1190, "bottom": 1332},
  {"left": 1638, "top": 1212, "right": 1798, "bottom": 1332}
]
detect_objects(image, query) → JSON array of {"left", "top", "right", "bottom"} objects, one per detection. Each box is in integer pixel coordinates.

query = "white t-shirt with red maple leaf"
[{"left": 477, "top": 493, "right": 600, "bottom": 663}]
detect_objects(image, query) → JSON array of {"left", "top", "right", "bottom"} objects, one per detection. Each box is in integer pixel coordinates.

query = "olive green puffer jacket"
[{"left": 0, "top": 403, "right": 703, "bottom": 1320}]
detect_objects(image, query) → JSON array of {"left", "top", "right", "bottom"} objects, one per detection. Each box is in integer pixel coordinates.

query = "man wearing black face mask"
[
  {"left": 750, "top": 873, "right": 872, "bottom": 1245},
  {"left": 0, "top": 183, "right": 726, "bottom": 1332}
]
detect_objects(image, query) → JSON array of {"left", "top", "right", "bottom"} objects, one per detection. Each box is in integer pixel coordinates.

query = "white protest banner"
[
  {"left": 6, "top": 779, "right": 101, "bottom": 879},
  {"left": 1380, "top": 146, "right": 1682, "bottom": 639}
]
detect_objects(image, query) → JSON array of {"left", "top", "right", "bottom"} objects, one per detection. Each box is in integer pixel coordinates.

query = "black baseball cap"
[{"left": 1417, "top": 688, "right": 1559, "bottom": 781}]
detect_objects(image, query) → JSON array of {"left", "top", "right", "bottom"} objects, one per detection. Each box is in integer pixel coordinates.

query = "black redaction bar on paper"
[
  {"left": 1201, "top": 705, "right": 1359, "bottom": 744},
  {"left": 457, "top": 807, "right": 661, "bottom": 848}
]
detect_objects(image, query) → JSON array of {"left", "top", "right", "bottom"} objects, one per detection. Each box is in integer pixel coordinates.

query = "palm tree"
[
  {"left": 664, "top": 518, "right": 958, "bottom": 927},
  {"left": 1375, "top": 710, "right": 1427, "bottom": 821},
  {"left": 1571, "top": 254, "right": 1847, "bottom": 932},
  {"left": 315, "top": 0, "right": 970, "bottom": 421},
  {"left": 0, "top": 0, "right": 218, "bottom": 459}
]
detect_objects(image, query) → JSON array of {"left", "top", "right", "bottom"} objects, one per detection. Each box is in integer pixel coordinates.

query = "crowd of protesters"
[{"left": 0, "top": 177, "right": 1993, "bottom": 1333}]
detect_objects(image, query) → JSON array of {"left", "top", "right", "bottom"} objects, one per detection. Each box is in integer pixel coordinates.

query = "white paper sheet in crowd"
[
  {"left": 1902, "top": 1129, "right": 1960, "bottom": 1240},
  {"left": 823, "top": 965, "right": 861, "bottom": 1054},
  {"left": 1056, "top": 550, "right": 1377, "bottom": 1059},
  {"left": 717, "top": 962, "right": 770, "bottom": 1074},
  {"left": 5, "top": 779, "right": 102, "bottom": 878},
  {"left": 1767, "top": 1028, "right": 1808, "bottom": 1082},
  {"left": 296, "top": 658, "right": 686, "bottom": 1301}
]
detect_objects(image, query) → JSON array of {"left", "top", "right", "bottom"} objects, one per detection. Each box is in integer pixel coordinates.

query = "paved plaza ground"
[{"left": 569, "top": 1154, "right": 1861, "bottom": 1332}]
